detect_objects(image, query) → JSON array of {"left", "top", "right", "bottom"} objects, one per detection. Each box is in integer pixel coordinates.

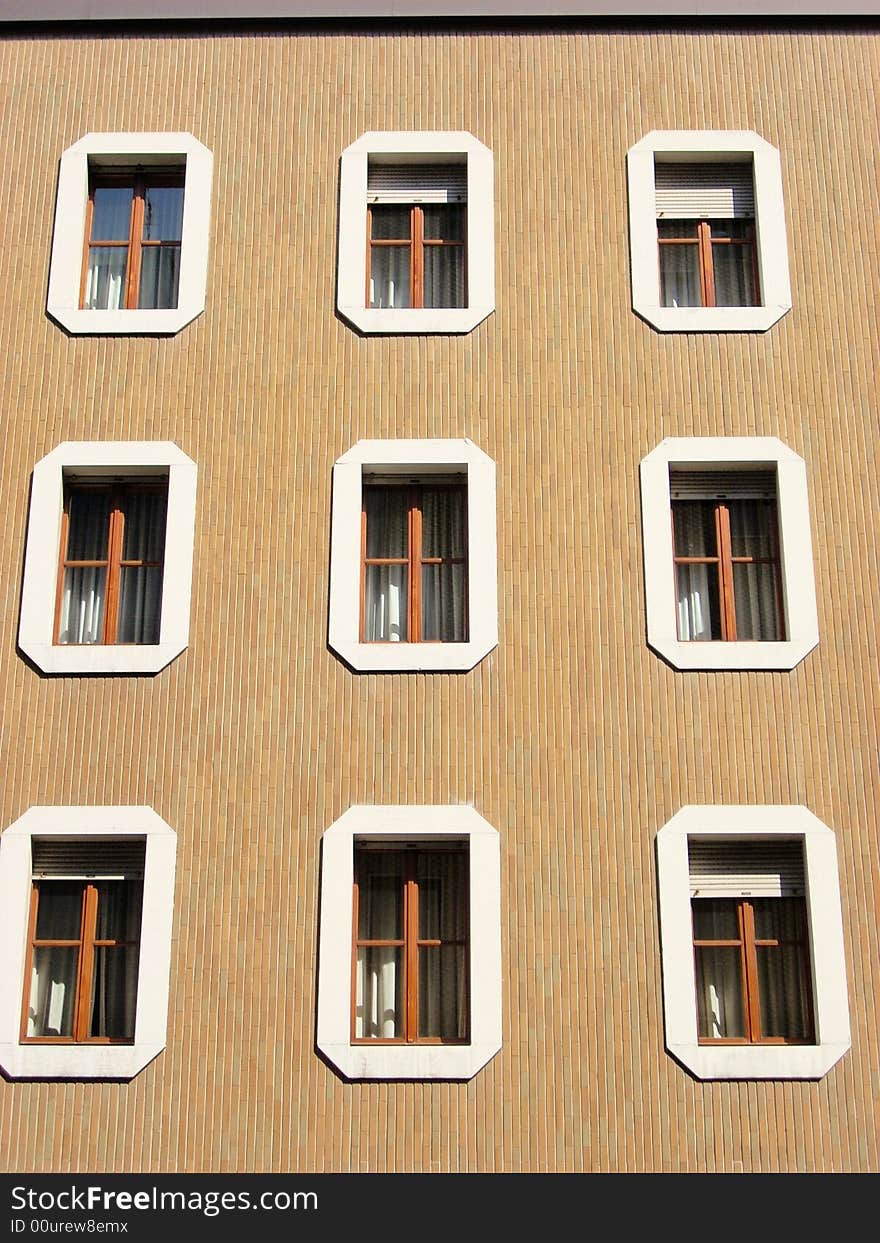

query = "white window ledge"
[
  {"left": 640, "top": 437, "right": 818, "bottom": 671},
  {"left": 316, "top": 805, "right": 502, "bottom": 1081},
  {"left": 18, "top": 441, "right": 197, "bottom": 675},
  {"left": 627, "top": 130, "right": 791, "bottom": 333},
  {"left": 46, "top": 132, "right": 213, "bottom": 336},
  {"left": 336, "top": 131, "right": 494, "bottom": 335},
  {"left": 656, "top": 805, "right": 851, "bottom": 1081},
  {"left": 328, "top": 438, "right": 498, "bottom": 672},
  {"left": 0, "top": 806, "right": 177, "bottom": 1080}
]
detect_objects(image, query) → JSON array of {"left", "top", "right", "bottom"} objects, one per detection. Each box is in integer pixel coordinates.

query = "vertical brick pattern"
[{"left": 0, "top": 23, "right": 878, "bottom": 1173}]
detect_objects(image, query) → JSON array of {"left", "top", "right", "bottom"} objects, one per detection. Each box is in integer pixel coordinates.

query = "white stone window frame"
[
  {"left": 0, "top": 805, "right": 177, "bottom": 1081},
  {"left": 639, "top": 437, "right": 818, "bottom": 671},
  {"left": 18, "top": 441, "right": 198, "bottom": 675},
  {"left": 328, "top": 438, "right": 498, "bottom": 672},
  {"left": 317, "top": 804, "right": 502, "bottom": 1081},
  {"left": 656, "top": 805, "right": 851, "bottom": 1081},
  {"left": 47, "top": 132, "right": 213, "bottom": 336},
  {"left": 627, "top": 130, "right": 791, "bottom": 333},
  {"left": 336, "top": 130, "right": 494, "bottom": 335}
]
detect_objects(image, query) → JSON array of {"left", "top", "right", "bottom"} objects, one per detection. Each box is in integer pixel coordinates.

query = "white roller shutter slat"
[
  {"left": 367, "top": 163, "right": 467, "bottom": 204},
  {"left": 31, "top": 838, "right": 146, "bottom": 879},
  {"left": 669, "top": 469, "right": 777, "bottom": 500},
  {"left": 655, "top": 162, "right": 755, "bottom": 219},
  {"left": 688, "top": 840, "right": 805, "bottom": 898}
]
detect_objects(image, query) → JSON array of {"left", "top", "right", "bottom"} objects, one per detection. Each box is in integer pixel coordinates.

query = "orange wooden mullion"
[
  {"left": 698, "top": 220, "right": 716, "bottom": 307},
  {"left": 73, "top": 884, "right": 99, "bottom": 1042},
  {"left": 411, "top": 206, "right": 424, "bottom": 309},
  {"left": 102, "top": 494, "right": 125, "bottom": 644},
  {"left": 124, "top": 177, "right": 146, "bottom": 310},
  {"left": 739, "top": 901, "right": 764, "bottom": 1042},
  {"left": 19, "top": 885, "right": 42, "bottom": 1042},
  {"left": 404, "top": 857, "right": 419, "bottom": 1042},
  {"left": 715, "top": 503, "right": 737, "bottom": 640},
  {"left": 410, "top": 488, "right": 422, "bottom": 643}
]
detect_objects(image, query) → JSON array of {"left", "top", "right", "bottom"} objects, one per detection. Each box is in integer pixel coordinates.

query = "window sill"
[
  {"left": 46, "top": 307, "right": 201, "bottom": 337},
  {"left": 635, "top": 304, "right": 791, "bottom": 334},
  {"left": 0, "top": 1042, "right": 165, "bottom": 1081},
  {"left": 337, "top": 304, "right": 494, "bottom": 336},
  {"left": 666, "top": 1042, "right": 852, "bottom": 1081},
  {"left": 647, "top": 639, "right": 817, "bottom": 673}
]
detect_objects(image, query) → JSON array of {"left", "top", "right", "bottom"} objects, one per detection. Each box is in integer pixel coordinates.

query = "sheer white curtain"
[
  {"left": 417, "top": 851, "right": 469, "bottom": 1041},
  {"left": 421, "top": 488, "right": 467, "bottom": 642},
  {"left": 355, "top": 853, "right": 403, "bottom": 1039}
]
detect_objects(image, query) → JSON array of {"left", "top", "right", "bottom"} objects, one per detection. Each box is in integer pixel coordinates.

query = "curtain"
[
  {"left": 728, "top": 502, "right": 781, "bottom": 641},
  {"left": 355, "top": 853, "right": 403, "bottom": 1039},
  {"left": 118, "top": 491, "right": 167, "bottom": 644},
  {"left": 692, "top": 901, "right": 745, "bottom": 1039},
  {"left": 364, "top": 489, "right": 408, "bottom": 642},
  {"left": 417, "top": 851, "right": 469, "bottom": 1041},
  {"left": 424, "top": 246, "right": 465, "bottom": 309},
  {"left": 753, "top": 899, "right": 812, "bottom": 1040},
  {"left": 421, "top": 489, "right": 467, "bottom": 642},
  {"left": 138, "top": 246, "right": 181, "bottom": 310},
  {"left": 90, "top": 881, "right": 142, "bottom": 1040}
]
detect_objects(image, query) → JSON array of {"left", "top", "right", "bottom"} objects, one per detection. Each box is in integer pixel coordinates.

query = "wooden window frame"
[
  {"left": 20, "top": 879, "right": 141, "bottom": 1046},
  {"left": 80, "top": 166, "right": 185, "bottom": 311},
  {"left": 54, "top": 479, "right": 167, "bottom": 647},
  {"left": 359, "top": 481, "right": 469, "bottom": 644},
  {"left": 366, "top": 204, "right": 467, "bottom": 310},
  {"left": 351, "top": 844, "right": 470, "bottom": 1046},
  {"left": 692, "top": 895, "right": 815, "bottom": 1046},
  {"left": 671, "top": 496, "right": 785, "bottom": 642},
  {"left": 658, "top": 218, "right": 760, "bottom": 308}
]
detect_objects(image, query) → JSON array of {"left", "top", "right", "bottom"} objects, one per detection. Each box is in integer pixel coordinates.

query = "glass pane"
[
  {"left": 364, "top": 488, "right": 408, "bottom": 559},
  {"left": 364, "top": 565, "right": 408, "bottom": 641},
  {"left": 424, "top": 246, "right": 465, "bottom": 309},
  {"left": 713, "top": 237, "right": 758, "bottom": 307},
  {"left": 66, "top": 491, "right": 111, "bottom": 561},
  {"left": 691, "top": 898, "right": 740, "bottom": 942},
  {"left": 84, "top": 247, "right": 128, "bottom": 310},
  {"left": 142, "top": 185, "right": 184, "bottom": 241},
  {"left": 122, "top": 490, "right": 168, "bottom": 562},
  {"left": 370, "top": 206, "right": 411, "bottom": 240},
  {"left": 89, "top": 946, "right": 140, "bottom": 1039},
  {"left": 117, "top": 567, "right": 163, "bottom": 644},
  {"left": 752, "top": 897, "right": 805, "bottom": 942},
  {"left": 59, "top": 566, "right": 107, "bottom": 644},
  {"left": 418, "top": 945, "right": 468, "bottom": 1040},
  {"left": 356, "top": 852, "right": 403, "bottom": 941},
  {"left": 694, "top": 945, "right": 745, "bottom": 1038},
  {"left": 421, "top": 488, "right": 466, "bottom": 559},
  {"left": 675, "top": 562, "right": 721, "bottom": 641},
  {"left": 417, "top": 851, "right": 468, "bottom": 941},
  {"left": 672, "top": 501, "right": 717, "bottom": 557},
  {"left": 423, "top": 206, "right": 465, "bottom": 241},
  {"left": 355, "top": 946, "right": 402, "bottom": 1039},
  {"left": 756, "top": 945, "right": 812, "bottom": 1039},
  {"left": 138, "top": 246, "right": 181, "bottom": 309},
  {"left": 732, "top": 563, "right": 782, "bottom": 641},
  {"left": 421, "top": 563, "right": 467, "bottom": 641},
  {"left": 728, "top": 500, "right": 776, "bottom": 559},
  {"left": 27, "top": 947, "right": 78, "bottom": 1037},
  {"left": 91, "top": 186, "right": 133, "bottom": 240},
  {"left": 657, "top": 220, "right": 699, "bottom": 240},
  {"left": 35, "top": 882, "right": 84, "bottom": 940},
  {"left": 95, "top": 881, "right": 143, "bottom": 942},
  {"left": 659, "top": 241, "right": 701, "bottom": 307},
  {"left": 369, "top": 246, "right": 411, "bottom": 308}
]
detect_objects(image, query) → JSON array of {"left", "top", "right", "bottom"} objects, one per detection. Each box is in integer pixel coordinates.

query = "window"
[
  {"left": 671, "top": 469, "right": 783, "bottom": 643},
  {"left": 329, "top": 439, "right": 497, "bottom": 672},
  {"left": 317, "top": 805, "right": 501, "bottom": 1081},
  {"left": 655, "top": 805, "right": 851, "bottom": 1081},
  {"left": 337, "top": 131, "right": 494, "bottom": 335},
  {"left": 367, "top": 163, "right": 466, "bottom": 309},
  {"left": 353, "top": 845, "right": 469, "bottom": 1044},
  {"left": 56, "top": 479, "right": 168, "bottom": 647},
  {"left": 627, "top": 131, "right": 791, "bottom": 332},
  {"left": 82, "top": 166, "right": 185, "bottom": 311},
  {"left": 0, "top": 806, "right": 177, "bottom": 1080},
  {"left": 362, "top": 481, "right": 467, "bottom": 644},
  {"left": 22, "top": 840, "right": 144, "bottom": 1045},
  {"left": 656, "top": 162, "right": 759, "bottom": 308},
  {"left": 19, "top": 442, "right": 197, "bottom": 675},
  {"left": 689, "top": 841, "right": 813, "bottom": 1045},
  {"left": 640, "top": 438, "right": 818, "bottom": 671},
  {"left": 47, "top": 132, "right": 212, "bottom": 335}
]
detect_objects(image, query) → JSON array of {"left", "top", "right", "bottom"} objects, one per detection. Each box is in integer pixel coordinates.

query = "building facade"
[{"left": 0, "top": 5, "right": 878, "bottom": 1173}]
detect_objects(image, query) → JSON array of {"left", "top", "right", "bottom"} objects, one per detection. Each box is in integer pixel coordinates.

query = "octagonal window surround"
[
  {"left": 0, "top": 805, "right": 177, "bottom": 1081},
  {"left": 328, "top": 438, "right": 498, "bottom": 672},
  {"left": 639, "top": 437, "right": 818, "bottom": 671},
  {"left": 18, "top": 441, "right": 198, "bottom": 675},
  {"left": 47, "top": 131, "right": 213, "bottom": 335},
  {"left": 627, "top": 130, "right": 791, "bottom": 333},
  {"left": 316, "top": 804, "right": 502, "bottom": 1081},
  {"left": 655, "top": 804, "right": 850, "bottom": 1081},
  {"left": 336, "top": 130, "right": 494, "bottom": 335}
]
